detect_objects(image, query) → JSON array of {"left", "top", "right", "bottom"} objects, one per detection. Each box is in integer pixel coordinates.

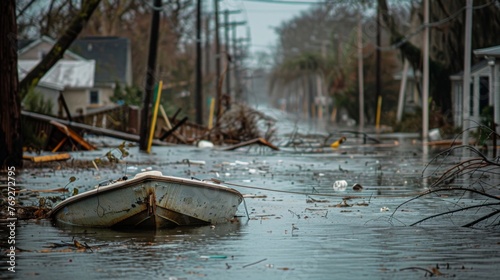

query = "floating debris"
[
  {"left": 352, "top": 183, "right": 363, "bottom": 191},
  {"left": 333, "top": 180, "right": 348, "bottom": 191}
]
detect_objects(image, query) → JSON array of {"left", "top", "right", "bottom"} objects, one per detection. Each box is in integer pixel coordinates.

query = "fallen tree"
[{"left": 392, "top": 128, "right": 500, "bottom": 228}]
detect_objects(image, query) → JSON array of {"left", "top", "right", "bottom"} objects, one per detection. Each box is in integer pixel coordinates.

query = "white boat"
[{"left": 48, "top": 171, "right": 243, "bottom": 229}]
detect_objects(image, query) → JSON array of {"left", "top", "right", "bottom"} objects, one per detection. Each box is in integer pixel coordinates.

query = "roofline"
[
  {"left": 18, "top": 36, "right": 87, "bottom": 61},
  {"left": 473, "top": 45, "right": 500, "bottom": 58}
]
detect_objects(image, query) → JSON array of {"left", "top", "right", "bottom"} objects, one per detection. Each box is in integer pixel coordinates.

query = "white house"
[
  {"left": 18, "top": 36, "right": 133, "bottom": 117},
  {"left": 473, "top": 45, "right": 500, "bottom": 132}
]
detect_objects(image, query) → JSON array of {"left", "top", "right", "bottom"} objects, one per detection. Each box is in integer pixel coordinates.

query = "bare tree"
[
  {"left": 19, "top": 0, "right": 102, "bottom": 97},
  {"left": 0, "top": 0, "right": 23, "bottom": 168},
  {"left": 378, "top": 0, "right": 500, "bottom": 115}
]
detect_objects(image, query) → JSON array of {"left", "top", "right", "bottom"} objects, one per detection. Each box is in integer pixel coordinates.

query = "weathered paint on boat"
[{"left": 48, "top": 171, "right": 243, "bottom": 229}]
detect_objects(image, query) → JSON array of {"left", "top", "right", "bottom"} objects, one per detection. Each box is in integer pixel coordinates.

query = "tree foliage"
[
  {"left": 270, "top": 3, "right": 400, "bottom": 124},
  {"left": 378, "top": 0, "right": 500, "bottom": 116},
  {"left": 18, "top": 0, "right": 102, "bottom": 97}
]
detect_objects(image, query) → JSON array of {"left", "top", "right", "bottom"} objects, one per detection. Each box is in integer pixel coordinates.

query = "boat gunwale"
[{"left": 48, "top": 174, "right": 243, "bottom": 218}]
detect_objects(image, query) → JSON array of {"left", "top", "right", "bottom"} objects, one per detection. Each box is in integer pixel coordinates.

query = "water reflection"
[{"left": 9, "top": 137, "right": 500, "bottom": 279}]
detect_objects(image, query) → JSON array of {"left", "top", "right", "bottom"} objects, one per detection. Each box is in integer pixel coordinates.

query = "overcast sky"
[{"left": 218, "top": 0, "right": 320, "bottom": 58}]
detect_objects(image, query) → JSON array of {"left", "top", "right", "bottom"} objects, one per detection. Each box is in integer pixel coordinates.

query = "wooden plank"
[
  {"left": 159, "top": 106, "right": 188, "bottom": 144},
  {"left": 50, "top": 120, "right": 96, "bottom": 151},
  {"left": 22, "top": 111, "right": 169, "bottom": 146},
  {"left": 223, "top": 138, "right": 280, "bottom": 151},
  {"left": 52, "top": 137, "right": 67, "bottom": 152},
  {"left": 23, "top": 153, "right": 71, "bottom": 162},
  {"left": 160, "top": 117, "right": 188, "bottom": 141}
]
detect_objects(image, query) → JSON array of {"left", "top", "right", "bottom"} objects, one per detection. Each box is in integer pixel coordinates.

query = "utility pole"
[
  {"left": 357, "top": 11, "right": 365, "bottom": 132},
  {"left": 222, "top": 10, "right": 243, "bottom": 109},
  {"left": 375, "top": 2, "right": 381, "bottom": 127},
  {"left": 231, "top": 23, "right": 246, "bottom": 100},
  {"left": 224, "top": 10, "right": 231, "bottom": 110},
  {"left": 195, "top": 0, "right": 203, "bottom": 125},
  {"left": 422, "top": 0, "right": 429, "bottom": 143},
  {"left": 462, "top": 0, "right": 473, "bottom": 146},
  {"left": 214, "top": 0, "right": 222, "bottom": 125},
  {"left": 139, "top": 0, "right": 161, "bottom": 151}
]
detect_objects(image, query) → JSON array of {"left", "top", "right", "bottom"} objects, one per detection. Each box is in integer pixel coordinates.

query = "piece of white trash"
[
  {"left": 380, "top": 206, "right": 390, "bottom": 212},
  {"left": 333, "top": 180, "right": 348, "bottom": 191},
  {"left": 197, "top": 140, "right": 214, "bottom": 148}
]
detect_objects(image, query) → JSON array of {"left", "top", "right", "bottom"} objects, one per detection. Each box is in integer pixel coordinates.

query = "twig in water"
[{"left": 242, "top": 258, "right": 268, "bottom": 268}]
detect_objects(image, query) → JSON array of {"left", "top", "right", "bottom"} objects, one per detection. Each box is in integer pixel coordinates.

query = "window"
[{"left": 90, "top": 90, "right": 99, "bottom": 104}]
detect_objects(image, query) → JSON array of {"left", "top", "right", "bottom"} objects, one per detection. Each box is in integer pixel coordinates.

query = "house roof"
[
  {"left": 70, "top": 37, "right": 131, "bottom": 85},
  {"left": 449, "top": 60, "right": 490, "bottom": 80},
  {"left": 474, "top": 45, "right": 500, "bottom": 58},
  {"left": 18, "top": 36, "right": 86, "bottom": 60},
  {"left": 19, "top": 60, "right": 95, "bottom": 88}
]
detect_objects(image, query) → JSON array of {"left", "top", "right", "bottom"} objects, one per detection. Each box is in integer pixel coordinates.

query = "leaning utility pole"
[
  {"left": 375, "top": 3, "right": 381, "bottom": 126},
  {"left": 462, "top": 0, "right": 473, "bottom": 146},
  {"left": 139, "top": 0, "right": 161, "bottom": 151},
  {"left": 214, "top": 0, "right": 222, "bottom": 125},
  {"left": 357, "top": 11, "right": 365, "bottom": 132},
  {"left": 195, "top": 0, "right": 203, "bottom": 125},
  {"left": 422, "top": 0, "right": 429, "bottom": 143},
  {"left": 224, "top": 9, "right": 231, "bottom": 110}
]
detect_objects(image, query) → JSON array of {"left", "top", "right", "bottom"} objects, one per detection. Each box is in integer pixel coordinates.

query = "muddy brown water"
[{"left": 2, "top": 141, "right": 500, "bottom": 279}]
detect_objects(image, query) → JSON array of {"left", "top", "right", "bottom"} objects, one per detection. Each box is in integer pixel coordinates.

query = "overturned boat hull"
[{"left": 48, "top": 171, "right": 243, "bottom": 229}]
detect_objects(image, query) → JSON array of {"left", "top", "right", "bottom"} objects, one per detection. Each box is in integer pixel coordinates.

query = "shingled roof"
[{"left": 70, "top": 37, "right": 132, "bottom": 86}]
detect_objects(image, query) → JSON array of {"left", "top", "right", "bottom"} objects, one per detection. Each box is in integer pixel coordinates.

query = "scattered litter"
[
  {"left": 243, "top": 258, "right": 268, "bottom": 268},
  {"left": 23, "top": 153, "right": 71, "bottom": 163},
  {"left": 352, "top": 183, "right": 363, "bottom": 191},
  {"left": 335, "top": 199, "right": 352, "bottom": 207},
  {"left": 243, "top": 194, "right": 267, "bottom": 198},
  {"left": 200, "top": 255, "right": 227, "bottom": 259},
  {"left": 223, "top": 138, "right": 279, "bottom": 151},
  {"left": 380, "top": 206, "right": 390, "bottom": 212},
  {"left": 197, "top": 140, "right": 214, "bottom": 148},
  {"left": 127, "top": 166, "right": 138, "bottom": 171},
  {"left": 306, "top": 197, "right": 329, "bottom": 203},
  {"left": 333, "top": 180, "right": 348, "bottom": 191},
  {"left": 182, "top": 159, "right": 206, "bottom": 166},
  {"left": 330, "top": 136, "right": 346, "bottom": 148}
]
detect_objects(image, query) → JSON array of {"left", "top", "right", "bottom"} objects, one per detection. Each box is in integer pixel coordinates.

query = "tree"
[
  {"left": 19, "top": 0, "right": 102, "bottom": 97},
  {"left": 270, "top": 3, "right": 400, "bottom": 124},
  {"left": 378, "top": 0, "right": 500, "bottom": 116},
  {"left": 0, "top": 0, "right": 22, "bottom": 168}
]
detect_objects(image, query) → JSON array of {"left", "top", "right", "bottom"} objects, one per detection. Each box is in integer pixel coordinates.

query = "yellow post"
[
  {"left": 147, "top": 81, "right": 163, "bottom": 153},
  {"left": 375, "top": 95, "right": 382, "bottom": 130},
  {"left": 208, "top": 97, "right": 215, "bottom": 129}
]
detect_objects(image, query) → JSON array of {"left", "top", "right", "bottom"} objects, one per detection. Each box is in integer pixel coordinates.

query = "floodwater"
[{"left": 2, "top": 110, "right": 500, "bottom": 279}]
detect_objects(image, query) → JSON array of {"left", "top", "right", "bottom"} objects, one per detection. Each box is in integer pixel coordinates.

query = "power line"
[
  {"left": 242, "top": 0, "right": 331, "bottom": 4},
  {"left": 376, "top": 0, "right": 496, "bottom": 51}
]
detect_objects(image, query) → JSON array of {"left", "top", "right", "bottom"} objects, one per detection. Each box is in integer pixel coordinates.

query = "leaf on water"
[
  {"left": 73, "top": 240, "right": 85, "bottom": 249},
  {"left": 72, "top": 188, "right": 79, "bottom": 196},
  {"left": 69, "top": 176, "right": 76, "bottom": 183},
  {"left": 431, "top": 267, "right": 443, "bottom": 276}
]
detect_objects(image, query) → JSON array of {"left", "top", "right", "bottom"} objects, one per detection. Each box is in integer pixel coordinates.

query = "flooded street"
[{"left": 2, "top": 110, "right": 500, "bottom": 279}]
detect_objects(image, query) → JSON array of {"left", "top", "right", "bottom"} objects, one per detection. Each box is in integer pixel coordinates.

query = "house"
[
  {"left": 18, "top": 36, "right": 95, "bottom": 117},
  {"left": 18, "top": 36, "right": 132, "bottom": 117},
  {"left": 450, "top": 45, "right": 500, "bottom": 131},
  {"left": 473, "top": 45, "right": 500, "bottom": 131},
  {"left": 450, "top": 60, "right": 491, "bottom": 127},
  {"left": 70, "top": 36, "right": 133, "bottom": 113}
]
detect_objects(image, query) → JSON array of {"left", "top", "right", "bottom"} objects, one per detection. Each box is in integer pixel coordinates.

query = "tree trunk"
[
  {"left": 0, "top": 0, "right": 23, "bottom": 168},
  {"left": 377, "top": 0, "right": 451, "bottom": 114},
  {"left": 19, "top": 0, "right": 102, "bottom": 98}
]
